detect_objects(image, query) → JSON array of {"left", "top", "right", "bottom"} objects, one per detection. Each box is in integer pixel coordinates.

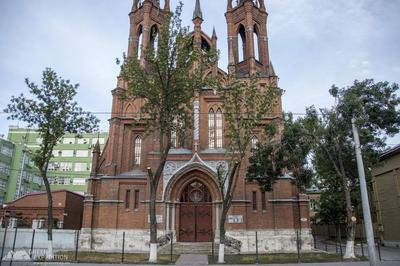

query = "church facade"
[{"left": 80, "top": 0, "right": 312, "bottom": 253}]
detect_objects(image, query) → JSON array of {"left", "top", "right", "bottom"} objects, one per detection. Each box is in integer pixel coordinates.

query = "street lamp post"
[{"left": 351, "top": 118, "right": 377, "bottom": 266}]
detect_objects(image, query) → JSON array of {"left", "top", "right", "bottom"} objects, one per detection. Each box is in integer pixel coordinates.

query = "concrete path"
[{"left": 176, "top": 254, "right": 208, "bottom": 265}]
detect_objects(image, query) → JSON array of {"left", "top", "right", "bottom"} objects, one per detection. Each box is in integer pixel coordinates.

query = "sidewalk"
[{"left": 314, "top": 236, "right": 400, "bottom": 261}]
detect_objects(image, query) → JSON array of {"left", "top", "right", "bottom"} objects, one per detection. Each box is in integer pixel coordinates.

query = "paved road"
[{"left": 176, "top": 254, "right": 208, "bottom": 265}]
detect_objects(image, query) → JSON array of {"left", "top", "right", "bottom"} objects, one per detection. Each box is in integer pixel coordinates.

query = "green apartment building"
[
  {"left": 7, "top": 126, "right": 108, "bottom": 196},
  {"left": 0, "top": 137, "right": 14, "bottom": 204}
]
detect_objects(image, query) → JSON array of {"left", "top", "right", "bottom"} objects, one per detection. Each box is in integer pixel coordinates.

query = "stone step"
[{"left": 159, "top": 242, "right": 238, "bottom": 255}]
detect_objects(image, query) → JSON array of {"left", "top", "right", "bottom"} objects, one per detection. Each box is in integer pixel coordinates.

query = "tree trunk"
[
  {"left": 147, "top": 135, "right": 171, "bottom": 263},
  {"left": 217, "top": 162, "right": 240, "bottom": 264},
  {"left": 149, "top": 182, "right": 158, "bottom": 263},
  {"left": 218, "top": 207, "right": 228, "bottom": 263},
  {"left": 42, "top": 175, "right": 54, "bottom": 260},
  {"left": 342, "top": 178, "right": 356, "bottom": 259}
]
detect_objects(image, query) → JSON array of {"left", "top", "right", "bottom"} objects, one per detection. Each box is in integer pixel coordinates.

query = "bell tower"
[
  {"left": 128, "top": 0, "right": 169, "bottom": 61},
  {"left": 226, "top": 0, "right": 271, "bottom": 77}
]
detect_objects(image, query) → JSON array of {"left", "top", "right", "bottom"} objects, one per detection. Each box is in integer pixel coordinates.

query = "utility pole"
[{"left": 351, "top": 118, "right": 377, "bottom": 266}]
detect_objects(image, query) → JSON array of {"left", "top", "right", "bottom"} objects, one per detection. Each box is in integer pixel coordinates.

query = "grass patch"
[
  {"left": 50, "top": 251, "right": 178, "bottom": 264},
  {"left": 208, "top": 252, "right": 346, "bottom": 264}
]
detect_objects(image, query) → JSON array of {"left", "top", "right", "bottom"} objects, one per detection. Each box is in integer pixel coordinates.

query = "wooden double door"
[{"left": 179, "top": 204, "right": 213, "bottom": 242}]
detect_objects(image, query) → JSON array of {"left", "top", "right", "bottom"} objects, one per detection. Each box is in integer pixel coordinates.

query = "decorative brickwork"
[{"left": 81, "top": 0, "right": 311, "bottom": 252}]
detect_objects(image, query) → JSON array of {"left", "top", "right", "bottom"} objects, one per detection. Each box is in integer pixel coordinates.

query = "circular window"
[
  {"left": 190, "top": 189, "right": 203, "bottom": 202},
  {"left": 180, "top": 180, "right": 212, "bottom": 202}
]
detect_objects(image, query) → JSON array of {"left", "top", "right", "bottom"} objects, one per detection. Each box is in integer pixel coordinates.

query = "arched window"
[
  {"left": 216, "top": 109, "right": 223, "bottom": 148},
  {"left": 137, "top": 25, "right": 143, "bottom": 59},
  {"left": 238, "top": 25, "right": 246, "bottom": 62},
  {"left": 134, "top": 136, "right": 142, "bottom": 166},
  {"left": 208, "top": 109, "right": 215, "bottom": 148},
  {"left": 201, "top": 37, "right": 211, "bottom": 51},
  {"left": 209, "top": 108, "right": 223, "bottom": 149},
  {"left": 171, "top": 129, "right": 177, "bottom": 148},
  {"left": 251, "top": 136, "right": 259, "bottom": 149},
  {"left": 171, "top": 118, "right": 185, "bottom": 149},
  {"left": 150, "top": 25, "right": 158, "bottom": 54},
  {"left": 253, "top": 26, "right": 260, "bottom": 62}
]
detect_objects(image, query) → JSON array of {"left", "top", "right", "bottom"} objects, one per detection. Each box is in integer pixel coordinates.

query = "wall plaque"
[{"left": 228, "top": 215, "right": 243, "bottom": 224}]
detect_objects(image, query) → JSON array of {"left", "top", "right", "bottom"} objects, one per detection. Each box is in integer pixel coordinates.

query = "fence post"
[
  {"left": 211, "top": 231, "right": 214, "bottom": 260},
  {"left": 255, "top": 231, "right": 259, "bottom": 264},
  {"left": 377, "top": 238, "right": 381, "bottom": 261},
  {"left": 312, "top": 230, "right": 316, "bottom": 249},
  {"left": 74, "top": 230, "right": 80, "bottom": 262},
  {"left": 170, "top": 232, "right": 173, "bottom": 263},
  {"left": 361, "top": 239, "right": 364, "bottom": 257},
  {"left": 0, "top": 224, "right": 8, "bottom": 264},
  {"left": 296, "top": 230, "right": 300, "bottom": 263},
  {"left": 10, "top": 225, "right": 18, "bottom": 266},
  {"left": 121, "top": 232, "right": 125, "bottom": 263},
  {"left": 360, "top": 220, "right": 365, "bottom": 257},
  {"left": 30, "top": 229, "right": 35, "bottom": 259}
]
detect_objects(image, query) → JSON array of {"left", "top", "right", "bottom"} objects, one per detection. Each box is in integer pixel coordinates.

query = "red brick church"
[{"left": 80, "top": 0, "right": 312, "bottom": 253}]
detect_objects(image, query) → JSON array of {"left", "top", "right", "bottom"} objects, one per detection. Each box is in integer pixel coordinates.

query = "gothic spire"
[
  {"left": 193, "top": 0, "right": 203, "bottom": 20},
  {"left": 212, "top": 27, "right": 217, "bottom": 39}
]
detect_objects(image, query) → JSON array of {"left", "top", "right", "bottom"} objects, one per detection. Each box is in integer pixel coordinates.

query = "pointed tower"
[
  {"left": 192, "top": 0, "right": 203, "bottom": 49},
  {"left": 225, "top": 0, "right": 270, "bottom": 77},
  {"left": 128, "top": 0, "right": 169, "bottom": 60},
  {"left": 211, "top": 27, "right": 217, "bottom": 47},
  {"left": 90, "top": 140, "right": 101, "bottom": 177}
]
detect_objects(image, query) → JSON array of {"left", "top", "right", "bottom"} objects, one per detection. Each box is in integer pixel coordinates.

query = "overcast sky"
[{"left": 1, "top": 0, "right": 400, "bottom": 145}]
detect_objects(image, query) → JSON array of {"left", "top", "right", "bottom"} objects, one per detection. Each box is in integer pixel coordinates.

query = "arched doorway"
[{"left": 179, "top": 180, "right": 213, "bottom": 242}]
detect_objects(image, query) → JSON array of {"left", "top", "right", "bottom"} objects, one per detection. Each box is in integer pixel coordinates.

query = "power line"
[{"left": 0, "top": 111, "right": 304, "bottom": 115}]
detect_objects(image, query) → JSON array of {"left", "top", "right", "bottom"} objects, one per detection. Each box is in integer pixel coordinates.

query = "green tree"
[
  {"left": 4, "top": 68, "right": 99, "bottom": 259},
  {"left": 302, "top": 79, "right": 400, "bottom": 258},
  {"left": 118, "top": 3, "right": 217, "bottom": 262},
  {"left": 247, "top": 113, "right": 313, "bottom": 251},
  {"left": 216, "top": 76, "right": 281, "bottom": 263},
  {"left": 317, "top": 187, "right": 346, "bottom": 226},
  {"left": 247, "top": 113, "right": 313, "bottom": 192}
]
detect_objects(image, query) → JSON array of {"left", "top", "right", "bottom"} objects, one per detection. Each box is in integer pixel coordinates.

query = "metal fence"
[
  {"left": 1, "top": 222, "right": 399, "bottom": 265},
  {"left": 311, "top": 223, "right": 394, "bottom": 262}
]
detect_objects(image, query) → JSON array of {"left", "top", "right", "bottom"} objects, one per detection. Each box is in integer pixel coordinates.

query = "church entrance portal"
[{"left": 178, "top": 180, "right": 213, "bottom": 242}]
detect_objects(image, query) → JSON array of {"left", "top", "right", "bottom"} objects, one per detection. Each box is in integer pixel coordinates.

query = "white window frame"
[
  {"left": 208, "top": 109, "right": 215, "bottom": 148},
  {"left": 134, "top": 136, "right": 142, "bottom": 166}
]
